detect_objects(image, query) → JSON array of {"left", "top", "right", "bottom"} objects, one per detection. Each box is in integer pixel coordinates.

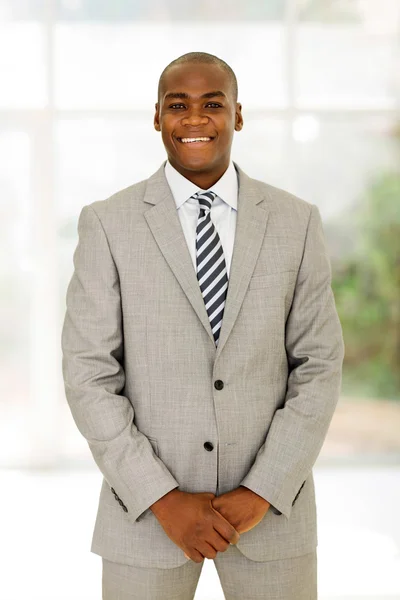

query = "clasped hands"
[{"left": 183, "top": 485, "right": 270, "bottom": 560}]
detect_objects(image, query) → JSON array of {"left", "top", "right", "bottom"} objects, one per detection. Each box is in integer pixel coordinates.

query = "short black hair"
[{"left": 158, "top": 52, "right": 238, "bottom": 105}]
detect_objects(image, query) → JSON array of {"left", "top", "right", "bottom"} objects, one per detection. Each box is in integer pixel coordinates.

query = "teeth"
[{"left": 180, "top": 137, "right": 211, "bottom": 143}]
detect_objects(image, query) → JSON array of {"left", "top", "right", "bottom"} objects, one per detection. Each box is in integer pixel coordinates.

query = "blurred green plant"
[{"left": 332, "top": 170, "right": 400, "bottom": 400}]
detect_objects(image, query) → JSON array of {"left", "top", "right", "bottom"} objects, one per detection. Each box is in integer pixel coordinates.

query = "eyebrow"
[{"left": 164, "top": 91, "right": 227, "bottom": 101}]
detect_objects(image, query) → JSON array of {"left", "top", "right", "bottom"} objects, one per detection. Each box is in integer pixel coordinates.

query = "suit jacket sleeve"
[
  {"left": 61, "top": 205, "right": 179, "bottom": 525},
  {"left": 239, "top": 203, "right": 345, "bottom": 519}
]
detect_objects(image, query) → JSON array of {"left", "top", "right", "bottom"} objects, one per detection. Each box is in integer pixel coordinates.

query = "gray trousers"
[{"left": 102, "top": 545, "right": 317, "bottom": 600}]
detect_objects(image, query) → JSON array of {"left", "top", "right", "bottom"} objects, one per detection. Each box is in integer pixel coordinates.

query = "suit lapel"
[{"left": 143, "top": 160, "right": 271, "bottom": 361}]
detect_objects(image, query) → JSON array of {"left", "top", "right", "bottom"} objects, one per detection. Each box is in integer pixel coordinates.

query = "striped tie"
[{"left": 192, "top": 190, "right": 229, "bottom": 347}]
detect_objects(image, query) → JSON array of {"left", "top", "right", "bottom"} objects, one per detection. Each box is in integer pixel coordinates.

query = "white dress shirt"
[{"left": 164, "top": 159, "right": 239, "bottom": 277}]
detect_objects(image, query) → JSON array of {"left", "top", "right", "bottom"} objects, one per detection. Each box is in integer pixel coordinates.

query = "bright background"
[{"left": 1, "top": 1, "right": 399, "bottom": 598}]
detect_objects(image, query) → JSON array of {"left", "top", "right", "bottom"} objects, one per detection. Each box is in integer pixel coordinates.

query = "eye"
[{"left": 168, "top": 102, "right": 222, "bottom": 109}]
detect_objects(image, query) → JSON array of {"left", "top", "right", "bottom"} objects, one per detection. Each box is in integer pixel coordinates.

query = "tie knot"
[{"left": 192, "top": 190, "right": 217, "bottom": 213}]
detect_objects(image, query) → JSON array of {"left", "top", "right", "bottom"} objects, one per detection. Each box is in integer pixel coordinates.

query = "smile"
[{"left": 176, "top": 137, "right": 215, "bottom": 146}]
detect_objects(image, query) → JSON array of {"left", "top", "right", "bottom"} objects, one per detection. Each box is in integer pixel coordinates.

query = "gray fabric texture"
[
  {"left": 61, "top": 160, "right": 344, "bottom": 569},
  {"left": 102, "top": 547, "right": 317, "bottom": 599}
]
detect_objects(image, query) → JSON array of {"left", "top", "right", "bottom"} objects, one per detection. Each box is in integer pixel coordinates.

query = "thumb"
[{"left": 209, "top": 503, "right": 239, "bottom": 542}]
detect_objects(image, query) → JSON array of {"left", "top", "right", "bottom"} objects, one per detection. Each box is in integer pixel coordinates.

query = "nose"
[{"left": 181, "top": 107, "right": 209, "bottom": 126}]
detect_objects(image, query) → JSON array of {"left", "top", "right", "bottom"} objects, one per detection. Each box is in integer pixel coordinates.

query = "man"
[{"left": 61, "top": 51, "right": 345, "bottom": 599}]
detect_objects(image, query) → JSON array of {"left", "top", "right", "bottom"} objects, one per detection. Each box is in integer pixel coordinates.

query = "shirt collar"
[{"left": 164, "top": 159, "right": 238, "bottom": 210}]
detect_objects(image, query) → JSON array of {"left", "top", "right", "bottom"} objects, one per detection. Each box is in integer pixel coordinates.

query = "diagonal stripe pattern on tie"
[{"left": 192, "top": 190, "right": 229, "bottom": 347}]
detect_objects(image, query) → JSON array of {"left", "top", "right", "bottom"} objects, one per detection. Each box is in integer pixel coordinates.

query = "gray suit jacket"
[{"left": 61, "top": 159, "right": 344, "bottom": 569}]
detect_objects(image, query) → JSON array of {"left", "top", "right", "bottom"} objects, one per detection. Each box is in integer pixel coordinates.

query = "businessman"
[{"left": 61, "top": 51, "right": 345, "bottom": 599}]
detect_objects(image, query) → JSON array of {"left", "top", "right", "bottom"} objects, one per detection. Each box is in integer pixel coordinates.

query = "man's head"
[{"left": 154, "top": 52, "right": 243, "bottom": 188}]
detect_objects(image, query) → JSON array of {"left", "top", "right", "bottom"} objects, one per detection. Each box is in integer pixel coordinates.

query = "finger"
[{"left": 211, "top": 507, "right": 240, "bottom": 544}]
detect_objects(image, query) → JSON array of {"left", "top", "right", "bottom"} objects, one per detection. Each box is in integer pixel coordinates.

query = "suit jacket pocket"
[
  {"left": 248, "top": 270, "right": 296, "bottom": 291},
  {"left": 270, "top": 479, "right": 306, "bottom": 516},
  {"left": 292, "top": 480, "right": 306, "bottom": 506}
]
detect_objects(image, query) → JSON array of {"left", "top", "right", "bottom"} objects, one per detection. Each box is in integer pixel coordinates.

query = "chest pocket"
[{"left": 248, "top": 269, "right": 297, "bottom": 292}]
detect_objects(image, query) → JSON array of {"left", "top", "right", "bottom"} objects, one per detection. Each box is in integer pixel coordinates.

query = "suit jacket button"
[
  {"left": 204, "top": 442, "right": 214, "bottom": 451},
  {"left": 214, "top": 380, "right": 224, "bottom": 390}
]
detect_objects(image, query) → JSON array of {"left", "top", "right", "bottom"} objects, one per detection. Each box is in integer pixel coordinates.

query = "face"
[{"left": 154, "top": 62, "right": 243, "bottom": 188}]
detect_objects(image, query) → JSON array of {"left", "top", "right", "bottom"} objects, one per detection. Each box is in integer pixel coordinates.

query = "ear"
[
  {"left": 154, "top": 103, "right": 161, "bottom": 132},
  {"left": 235, "top": 103, "right": 243, "bottom": 132}
]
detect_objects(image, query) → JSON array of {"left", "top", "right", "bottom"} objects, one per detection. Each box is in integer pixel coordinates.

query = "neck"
[{"left": 168, "top": 159, "right": 230, "bottom": 190}]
